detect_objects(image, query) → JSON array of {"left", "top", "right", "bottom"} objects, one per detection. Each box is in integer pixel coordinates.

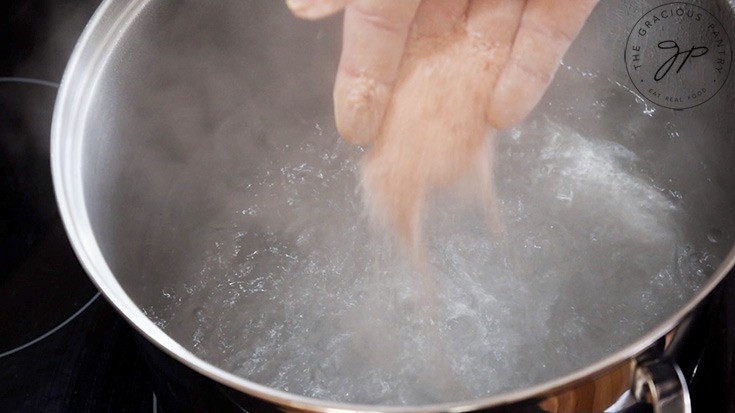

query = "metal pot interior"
[{"left": 54, "top": 0, "right": 735, "bottom": 409}]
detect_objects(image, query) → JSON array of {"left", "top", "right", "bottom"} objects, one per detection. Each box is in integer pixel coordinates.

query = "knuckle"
[
  {"left": 350, "top": 2, "right": 414, "bottom": 35},
  {"left": 508, "top": 57, "right": 553, "bottom": 84},
  {"left": 526, "top": 20, "right": 575, "bottom": 45}
]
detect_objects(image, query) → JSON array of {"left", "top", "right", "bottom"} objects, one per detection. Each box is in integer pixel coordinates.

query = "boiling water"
[{"left": 142, "top": 80, "right": 732, "bottom": 406}]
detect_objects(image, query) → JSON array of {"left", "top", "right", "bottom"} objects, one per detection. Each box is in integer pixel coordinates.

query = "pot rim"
[{"left": 50, "top": 0, "right": 735, "bottom": 411}]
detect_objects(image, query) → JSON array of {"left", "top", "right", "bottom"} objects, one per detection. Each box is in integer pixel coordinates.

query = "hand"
[
  {"left": 287, "top": 0, "right": 599, "bottom": 145},
  {"left": 287, "top": 0, "right": 598, "bottom": 249}
]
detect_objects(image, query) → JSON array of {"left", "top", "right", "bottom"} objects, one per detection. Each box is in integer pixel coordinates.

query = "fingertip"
[
  {"left": 335, "top": 109, "right": 376, "bottom": 145},
  {"left": 486, "top": 101, "right": 528, "bottom": 131},
  {"left": 486, "top": 96, "right": 534, "bottom": 131},
  {"left": 334, "top": 96, "right": 380, "bottom": 146},
  {"left": 487, "top": 62, "right": 558, "bottom": 130},
  {"left": 486, "top": 91, "right": 522, "bottom": 130},
  {"left": 286, "top": 0, "right": 351, "bottom": 20},
  {"left": 333, "top": 72, "right": 390, "bottom": 146}
]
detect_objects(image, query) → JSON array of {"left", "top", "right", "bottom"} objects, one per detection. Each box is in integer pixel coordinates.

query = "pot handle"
[{"left": 633, "top": 361, "right": 691, "bottom": 413}]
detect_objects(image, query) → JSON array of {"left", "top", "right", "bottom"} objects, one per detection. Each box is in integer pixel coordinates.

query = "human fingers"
[
  {"left": 286, "top": 0, "right": 354, "bottom": 20},
  {"left": 466, "top": 0, "right": 526, "bottom": 126},
  {"left": 486, "top": 0, "right": 598, "bottom": 130},
  {"left": 467, "top": 0, "right": 525, "bottom": 47},
  {"left": 411, "top": 0, "right": 469, "bottom": 37},
  {"left": 334, "top": 0, "right": 422, "bottom": 145},
  {"left": 466, "top": 0, "right": 526, "bottom": 69}
]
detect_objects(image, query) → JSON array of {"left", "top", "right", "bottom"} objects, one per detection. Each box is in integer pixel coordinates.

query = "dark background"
[{"left": 0, "top": 1, "right": 157, "bottom": 411}]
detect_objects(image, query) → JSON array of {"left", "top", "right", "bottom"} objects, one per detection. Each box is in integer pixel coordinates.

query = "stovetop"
[
  {"left": 0, "top": 1, "right": 733, "bottom": 412},
  {"left": 0, "top": 1, "right": 159, "bottom": 411}
]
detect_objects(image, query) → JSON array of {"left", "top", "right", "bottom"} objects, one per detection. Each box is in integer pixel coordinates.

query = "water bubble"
[
  {"left": 665, "top": 122, "right": 680, "bottom": 139},
  {"left": 702, "top": 254, "right": 719, "bottom": 273},
  {"left": 668, "top": 190, "right": 683, "bottom": 201},
  {"left": 446, "top": 316, "right": 477, "bottom": 341},
  {"left": 707, "top": 228, "right": 723, "bottom": 244},
  {"left": 240, "top": 206, "right": 260, "bottom": 216},
  {"left": 592, "top": 99, "right": 607, "bottom": 110},
  {"left": 191, "top": 329, "right": 206, "bottom": 346},
  {"left": 302, "top": 141, "right": 316, "bottom": 153},
  {"left": 511, "top": 129, "right": 522, "bottom": 141}
]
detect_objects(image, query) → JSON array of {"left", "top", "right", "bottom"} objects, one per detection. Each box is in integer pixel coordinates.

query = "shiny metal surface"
[
  {"left": 634, "top": 362, "right": 691, "bottom": 413},
  {"left": 52, "top": 0, "right": 735, "bottom": 411}
]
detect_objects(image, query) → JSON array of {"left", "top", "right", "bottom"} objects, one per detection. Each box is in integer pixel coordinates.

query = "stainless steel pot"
[{"left": 52, "top": 0, "right": 735, "bottom": 411}]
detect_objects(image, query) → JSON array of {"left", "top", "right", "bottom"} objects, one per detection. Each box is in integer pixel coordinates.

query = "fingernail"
[
  {"left": 287, "top": 0, "right": 348, "bottom": 20},
  {"left": 286, "top": 0, "right": 311, "bottom": 13},
  {"left": 286, "top": 0, "right": 320, "bottom": 19}
]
